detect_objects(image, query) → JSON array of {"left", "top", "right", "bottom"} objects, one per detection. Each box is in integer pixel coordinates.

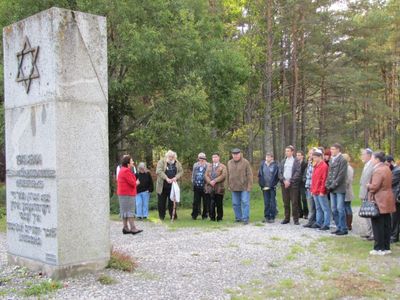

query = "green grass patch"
[
  {"left": 97, "top": 274, "right": 118, "bottom": 285},
  {"left": 240, "top": 259, "right": 254, "bottom": 266},
  {"left": 22, "top": 280, "right": 63, "bottom": 297},
  {"left": 107, "top": 250, "right": 137, "bottom": 272}
]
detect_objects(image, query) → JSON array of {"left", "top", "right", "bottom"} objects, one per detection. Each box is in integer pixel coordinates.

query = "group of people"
[
  {"left": 258, "top": 144, "right": 399, "bottom": 255},
  {"left": 115, "top": 145, "right": 400, "bottom": 255}
]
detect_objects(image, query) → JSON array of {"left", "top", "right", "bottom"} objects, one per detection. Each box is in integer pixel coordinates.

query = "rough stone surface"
[{"left": 3, "top": 7, "right": 109, "bottom": 278}]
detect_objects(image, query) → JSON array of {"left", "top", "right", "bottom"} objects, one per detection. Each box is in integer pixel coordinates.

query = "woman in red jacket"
[
  {"left": 117, "top": 155, "right": 142, "bottom": 235},
  {"left": 310, "top": 149, "right": 331, "bottom": 231}
]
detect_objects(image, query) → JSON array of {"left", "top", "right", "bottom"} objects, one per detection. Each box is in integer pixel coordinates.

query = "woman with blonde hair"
[
  {"left": 342, "top": 153, "right": 354, "bottom": 230},
  {"left": 155, "top": 150, "right": 183, "bottom": 220}
]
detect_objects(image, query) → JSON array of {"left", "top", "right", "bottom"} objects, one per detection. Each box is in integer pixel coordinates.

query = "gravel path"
[{"left": 0, "top": 212, "right": 373, "bottom": 299}]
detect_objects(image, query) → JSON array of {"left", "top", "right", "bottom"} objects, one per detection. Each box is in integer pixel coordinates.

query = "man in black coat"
[
  {"left": 325, "top": 143, "right": 348, "bottom": 235},
  {"left": 279, "top": 145, "right": 302, "bottom": 225},
  {"left": 296, "top": 150, "right": 309, "bottom": 219}
]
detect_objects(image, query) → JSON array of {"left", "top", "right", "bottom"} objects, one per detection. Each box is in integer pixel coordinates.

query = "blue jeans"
[
  {"left": 263, "top": 188, "right": 277, "bottom": 220},
  {"left": 344, "top": 201, "right": 352, "bottom": 215},
  {"left": 232, "top": 191, "right": 250, "bottom": 222},
  {"left": 313, "top": 194, "right": 331, "bottom": 227},
  {"left": 136, "top": 191, "right": 150, "bottom": 218},
  {"left": 330, "top": 192, "right": 347, "bottom": 232}
]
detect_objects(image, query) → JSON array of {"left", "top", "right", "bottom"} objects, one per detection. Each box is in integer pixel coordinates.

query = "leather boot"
[{"left": 346, "top": 214, "right": 353, "bottom": 231}]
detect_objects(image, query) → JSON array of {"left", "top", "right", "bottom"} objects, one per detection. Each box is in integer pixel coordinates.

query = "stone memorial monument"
[{"left": 3, "top": 7, "right": 110, "bottom": 278}]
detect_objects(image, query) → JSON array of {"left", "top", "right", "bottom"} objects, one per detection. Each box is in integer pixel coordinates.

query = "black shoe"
[
  {"left": 130, "top": 229, "right": 143, "bottom": 235},
  {"left": 235, "top": 219, "right": 242, "bottom": 223},
  {"left": 336, "top": 231, "right": 348, "bottom": 236},
  {"left": 137, "top": 217, "right": 142, "bottom": 220},
  {"left": 122, "top": 228, "right": 130, "bottom": 234},
  {"left": 311, "top": 224, "right": 320, "bottom": 229},
  {"left": 331, "top": 229, "right": 340, "bottom": 234},
  {"left": 294, "top": 221, "right": 300, "bottom": 225},
  {"left": 267, "top": 219, "right": 275, "bottom": 223},
  {"left": 243, "top": 220, "right": 249, "bottom": 225},
  {"left": 281, "top": 220, "right": 290, "bottom": 224},
  {"left": 192, "top": 216, "right": 197, "bottom": 220},
  {"left": 210, "top": 218, "right": 216, "bottom": 221},
  {"left": 318, "top": 226, "right": 330, "bottom": 231},
  {"left": 303, "top": 223, "right": 313, "bottom": 228}
]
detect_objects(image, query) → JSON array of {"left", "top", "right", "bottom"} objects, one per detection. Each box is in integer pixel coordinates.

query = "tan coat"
[
  {"left": 227, "top": 157, "right": 253, "bottom": 192},
  {"left": 204, "top": 163, "right": 227, "bottom": 195},
  {"left": 156, "top": 159, "right": 183, "bottom": 195},
  {"left": 368, "top": 163, "right": 396, "bottom": 214}
]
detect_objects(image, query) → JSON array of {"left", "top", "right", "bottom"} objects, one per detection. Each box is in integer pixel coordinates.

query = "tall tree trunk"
[
  {"left": 291, "top": 14, "right": 299, "bottom": 148},
  {"left": 263, "top": 0, "right": 274, "bottom": 155}
]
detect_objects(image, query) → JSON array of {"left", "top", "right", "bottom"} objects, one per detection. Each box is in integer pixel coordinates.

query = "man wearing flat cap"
[
  {"left": 227, "top": 148, "right": 253, "bottom": 224},
  {"left": 191, "top": 152, "right": 209, "bottom": 220}
]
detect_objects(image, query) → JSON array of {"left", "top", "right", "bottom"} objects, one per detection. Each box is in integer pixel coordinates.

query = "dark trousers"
[
  {"left": 371, "top": 213, "right": 391, "bottom": 251},
  {"left": 209, "top": 193, "right": 224, "bottom": 221},
  {"left": 191, "top": 188, "right": 209, "bottom": 219},
  {"left": 391, "top": 202, "right": 400, "bottom": 241},
  {"left": 263, "top": 188, "right": 277, "bottom": 220},
  {"left": 157, "top": 188, "right": 177, "bottom": 220},
  {"left": 282, "top": 185, "right": 299, "bottom": 222},
  {"left": 298, "top": 184, "right": 309, "bottom": 218}
]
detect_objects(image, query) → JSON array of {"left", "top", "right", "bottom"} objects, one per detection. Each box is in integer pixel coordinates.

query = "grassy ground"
[{"left": 226, "top": 236, "right": 400, "bottom": 299}]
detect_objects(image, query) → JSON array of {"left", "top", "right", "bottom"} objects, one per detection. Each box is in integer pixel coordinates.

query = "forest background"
[{"left": 0, "top": 0, "right": 398, "bottom": 183}]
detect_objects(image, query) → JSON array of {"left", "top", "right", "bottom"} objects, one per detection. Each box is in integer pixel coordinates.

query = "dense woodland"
[{"left": 0, "top": 0, "right": 399, "bottom": 176}]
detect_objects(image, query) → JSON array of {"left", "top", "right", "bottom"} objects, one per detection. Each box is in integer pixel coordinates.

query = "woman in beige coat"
[{"left": 367, "top": 151, "right": 396, "bottom": 255}]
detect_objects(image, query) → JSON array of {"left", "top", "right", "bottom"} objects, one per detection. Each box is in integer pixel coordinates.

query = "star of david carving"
[{"left": 16, "top": 37, "right": 40, "bottom": 93}]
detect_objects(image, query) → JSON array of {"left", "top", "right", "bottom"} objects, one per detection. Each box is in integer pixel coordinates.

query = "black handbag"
[{"left": 359, "top": 197, "right": 380, "bottom": 218}]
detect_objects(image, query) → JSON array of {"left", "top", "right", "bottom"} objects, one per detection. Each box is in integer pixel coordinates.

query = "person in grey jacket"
[
  {"left": 279, "top": 145, "right": 302, "bottom": 225},
  {"left": 325, "top": 143, "right": 348, "bottom": 235},
  {"left": 359, "top": 148, "right": 374, "bottom": 240}
]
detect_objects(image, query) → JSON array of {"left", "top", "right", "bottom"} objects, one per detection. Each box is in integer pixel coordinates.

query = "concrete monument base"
[{"left": 8, "top": 254, "right": 109, "bottom": 279}]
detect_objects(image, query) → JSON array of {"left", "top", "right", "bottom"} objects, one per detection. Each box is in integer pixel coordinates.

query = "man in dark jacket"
[
  {"left": 325, "top": 143, "right": 348, "bottom": 235},
  {"left": 258, "top": 153, "right": 280, "bottom": 223},
  {"left": 279, "top": 145, "right": 302, "bottom": 225},
  {"left": 385, "top": 155, "right": 400, "bottom": 243},
  {"left": 296, "top": 150, "right": 309, "bottom": 219}
]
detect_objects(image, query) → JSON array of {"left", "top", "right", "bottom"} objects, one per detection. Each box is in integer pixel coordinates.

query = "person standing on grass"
[
  {"left": 156, "top": 150, "right": 183, "bottom": 220},
  {"left": 385, "top": 155, "right": 400, "bottom": 244},
  {"left": 258, "top": 152, "right": 280, "bottom": 223},
  {"left": 342, "top": 154, "right": 354, "bottom": 231},
  {"left": 205, "top": 153, "right": 227, "bottom": 222},
  {"left": 279, "top": 145, "right": 302, "bottom": 225},
  {"left": 304, "top": 148, "right": 317, "bottom": 228},
  {"left": 191, "top": 153, "right": 209, "bottom": 220},
  {"left": 326, "top": 143, "right": 348, "bottom": 235},
  {"left": 135, "top": 162, "right": 154, "bottom": 220},
  {"left": 296, "top": 150, "right": 309, "bottom": 219},
  {"left": 310, "top": 149, "right": 330, "bottom": 230},
  {"left": 227, "top": 148, "right": 253, "bottom": 225},
  {"left": 367, "top": 151, "right": 396, "bottom": 256},
  {"left": 359, "top": 148, "right": 374, "bottom": 240},
  {"left": 117, "top": 155, "right": 142, "bottom": 235}
]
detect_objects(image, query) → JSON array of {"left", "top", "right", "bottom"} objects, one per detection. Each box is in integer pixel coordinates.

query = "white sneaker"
[
  {"left": 384, "top": 250, "right": 392, "bottom": 255},
  {"left": 369, "top": 250, "right": 386, "bottom": 256}
]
